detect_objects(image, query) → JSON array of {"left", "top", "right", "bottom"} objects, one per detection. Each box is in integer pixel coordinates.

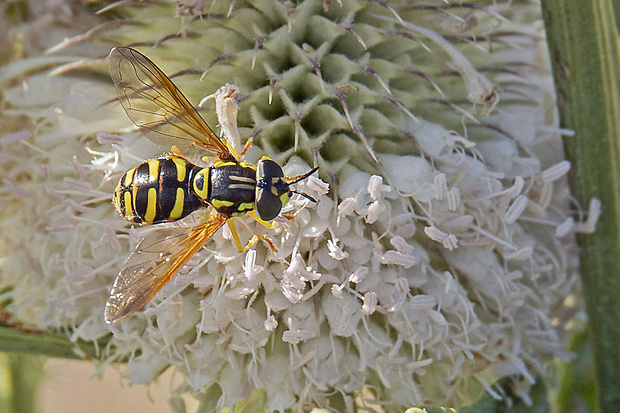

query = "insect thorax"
[
  {"left": 113, "top": 155, "right": 203, "bottom": 224},
  {"left": 201, "top": 160, "right": 257, "bottom": 217}
]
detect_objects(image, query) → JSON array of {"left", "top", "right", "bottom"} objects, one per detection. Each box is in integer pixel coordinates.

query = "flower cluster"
[{"left": 0, "top": 0, "right": 598, "bottom": 411}]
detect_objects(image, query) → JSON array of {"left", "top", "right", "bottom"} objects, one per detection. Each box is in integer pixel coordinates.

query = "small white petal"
[
  {"left": 442, "top": 234, "right": 459, "bottom": 250},
  {"left": 446, "top": 187, "right": 460, "bottom": 211},
  {"left": 283, "top": 253, "right": 304, "bottom": 278},
  {"left": 299, "top": 267, "right": 321, "bottom": 282},
  {"left": 380, "top": 250, "right": 417, "bottom": 268},
  {"left": 281, "top": 281, "right": 303, "bottom": 304},
  {"left": 427, "top": 310, "right": 447, "bottom": 325},
  {"left": 264, "top": 315, "right": 278, "bottom": 331},
  {"left": 316, "top": 196, "right": 334, "bottom": 220},
  {"left": 410, "top": 294, "right": 436, "bottom": 309},
  {"left": 282, "top": 329, "right": 303, "bottom": 344},
  {"left": 424, "top": 227, "right": 459, "bottom": 250},
  {"left": 574, "top": 197, "right": 601, "bottom": 234},
  {"left": 331, "top": 284, "right": 344, "bottom": 298},
  {"left": 365, "top": 201, "right": 382, "bottom": 224},
  {"left": 361, "top": 292, "right": 378, "bottom": 315},
  {"left": 424, "top": 226, "right": 447, "bottom": 242},
  {"left": 394, "top": 278, "right": 409, "bottom": 295},
  {"left": 434, "top": 173, "right": 448, "bottom": 200},
  {"left": 307, "top": 176, "right": 329, "bottom": 195},
  {"left": 390, "top": 236, "right": 414, "bottom": 254},
  {"left": 443, "top": 271, "right": 454, "bottom": 293},
  {"left": 327, "top": 238, "right": 349, "bottom": 260},
  {"left": 541, "top": 161, "right": 571, "bottom": 183},
  {"left": 555, "top": 218, "right": 575, "bottom": 238},
  {"left": 504, "top": 195, "right": 528, "bottom": 225},
  {"left": 368, "top": 175, "right": 384, "bottom": 200},
  {"left": 508, "top": 176, "right": 525, "bottom": 198},
  {"left": 425, "top": 226, "right": 458, "bottom": 249},
  {"left": 338, "top": 197, "right": 358, "bottom": 217},
  {"left": 348, "top": 266, "right": 369, "bottom": 284},
  {"left": 243, "top": 249, "right": 264, "bottom": 282}
]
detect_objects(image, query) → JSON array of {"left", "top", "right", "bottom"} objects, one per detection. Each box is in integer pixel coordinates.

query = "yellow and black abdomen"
[{"left": 113, "top": 156, "right": 203, "bottom": 224}]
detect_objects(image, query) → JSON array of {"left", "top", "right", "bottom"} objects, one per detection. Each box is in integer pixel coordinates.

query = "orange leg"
[
  {"left": 171, "top": 146, "right": 187, "bottom": 158},
  {"left": 239, "top": 139, "right": 254, "bottom": 158}
]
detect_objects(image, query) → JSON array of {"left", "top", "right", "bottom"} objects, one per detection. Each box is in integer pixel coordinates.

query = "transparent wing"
[
  {"left": 105, "top": 212, "right": 228, "bottom": 323},
  {"left": 109, "top": 46, "right": 234, "bottom": 160}
]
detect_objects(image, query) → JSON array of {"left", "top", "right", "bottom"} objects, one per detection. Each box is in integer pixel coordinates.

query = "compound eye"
[
  {"left": 257, "top": 158, "right": 284, "bottom": 180},
  {"left": 255, "top": 188, "right": 282, "bottom": 221}
]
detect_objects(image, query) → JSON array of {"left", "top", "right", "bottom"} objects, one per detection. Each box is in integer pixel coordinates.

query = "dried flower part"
[{"left": 0, "top": 0, "right": 597, "bottom": 411}]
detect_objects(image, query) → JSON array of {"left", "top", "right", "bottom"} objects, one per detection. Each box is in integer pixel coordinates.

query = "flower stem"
[
  {"left": 6, "top": 354, "right": 44, "bottom": 413},
  {"left": 542, "top": 1, "right": 620, "bottom": 411},
  {"left": 0, "top": 326, "right": 102, "bottom": 360}
]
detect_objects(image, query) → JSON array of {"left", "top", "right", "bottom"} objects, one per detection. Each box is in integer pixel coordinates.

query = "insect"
[{"left": 105, "top": 47, "right": 318, "bottom": 324}]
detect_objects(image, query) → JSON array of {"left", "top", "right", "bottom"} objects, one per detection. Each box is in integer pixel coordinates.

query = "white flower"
[{"left": 0, "top": 1, "right": 598, "bottom": 411}]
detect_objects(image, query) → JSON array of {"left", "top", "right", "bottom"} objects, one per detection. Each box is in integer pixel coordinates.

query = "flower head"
[{"left": 0, "top": 0, "right": 597, "bottom": 411}]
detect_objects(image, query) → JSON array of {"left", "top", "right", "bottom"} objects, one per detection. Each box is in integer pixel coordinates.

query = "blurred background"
[{"left": 0, "top": 355, "right": 199, "bottom": 413}]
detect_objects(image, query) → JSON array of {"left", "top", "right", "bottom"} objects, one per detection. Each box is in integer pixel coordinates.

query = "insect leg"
[
  {"left": 171, "top": 145, "right": 187, "bottom": 158},
  {"left": 238, "top": 139, "right": 253, "bottom": 158},
  {"left": 248, "top": 210, "right": 274, "bottom": 229},
  {"left": 227, "top": 217, "right": 277, "bottom": 253},
  {"left": 242, "top": 234, "right": 277, "bottom": 253},
  {"left": 227, "top": 218, "right": 245, "bottom": 253}
]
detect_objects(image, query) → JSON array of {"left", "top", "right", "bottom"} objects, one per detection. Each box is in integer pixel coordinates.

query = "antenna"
[
  {"left": 287, "top": 166, "right": 319, "bottom": 203},
  {"left": 290, "top": 190, "right": 317, "bottom": 203},
  {"left": 288, "top": 167, "right": 319, "bottom": 184}
]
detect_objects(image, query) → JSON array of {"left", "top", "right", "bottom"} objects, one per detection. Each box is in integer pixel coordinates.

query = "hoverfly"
[{"left": 105, "top": 47, "right": 318, "bottom": 324}]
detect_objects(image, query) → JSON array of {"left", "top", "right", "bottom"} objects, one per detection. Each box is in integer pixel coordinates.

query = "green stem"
[
  {"left": 0, "top": 326, "right": 103, "bottom": 360},
  {"left": 8, "top": 354, "right": 44, "bottom": 413},
  {"left": 541, "top": 1, "right": 620, "bottom": 411}
]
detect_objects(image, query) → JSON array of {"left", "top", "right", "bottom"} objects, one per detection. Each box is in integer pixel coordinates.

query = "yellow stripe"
[
  {"left": 238, "top": 202, "right": 255, "bottom": 212},
  {"left": 148, "top": 159, "right": 159, "bottom": 182},
  {"left": 239, "top": 160, "right": 256, "bottom": 169},
  {"left": 124, "top": 168, "right": 135, "bottom": 187},
  {"left": 228, "top": 183, "right": 256, "bottom": 190},
  {"left": 124, "top": 191, "right": 133, "bottom": 218},
  {"left": 213, "top": 160, "right": 236, "bottom": 168},
  {"left": 173, "top": 158, "right": 186, "bottom": 182},
  {"left": 132, "top": 184, "right": 138, "bottom": 210},
  {"left": 169, "top": 188, "right": 185, "bottom": 219},
  {"left": 193, "top": 169, "right": 209, "bottom": 200},
  {"left": 212, "top": 199, "right": 234, "bottom": 208},
  {"left": 144, "top": 187, "right": 157, "bottom": 223},
  {"left": 229, "top": 175, "right": 255, "bottom": 183}
]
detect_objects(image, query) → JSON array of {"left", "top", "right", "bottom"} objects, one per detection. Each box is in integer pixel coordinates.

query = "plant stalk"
[{"left": 541, "top": 1, "right": 620, "bottom": 411}]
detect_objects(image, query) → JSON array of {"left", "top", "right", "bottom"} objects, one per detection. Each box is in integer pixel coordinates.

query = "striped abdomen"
[{"left": 113, "top": 156, "right": 203, "bottom": 224}]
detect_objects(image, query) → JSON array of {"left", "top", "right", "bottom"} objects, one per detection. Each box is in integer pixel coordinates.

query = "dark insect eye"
[
  {"left": 258, "top": 159, "right": 284, "bottom": 179},
  {"left": 255, "top": 188, "right": 282, "bottom": 221}
]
